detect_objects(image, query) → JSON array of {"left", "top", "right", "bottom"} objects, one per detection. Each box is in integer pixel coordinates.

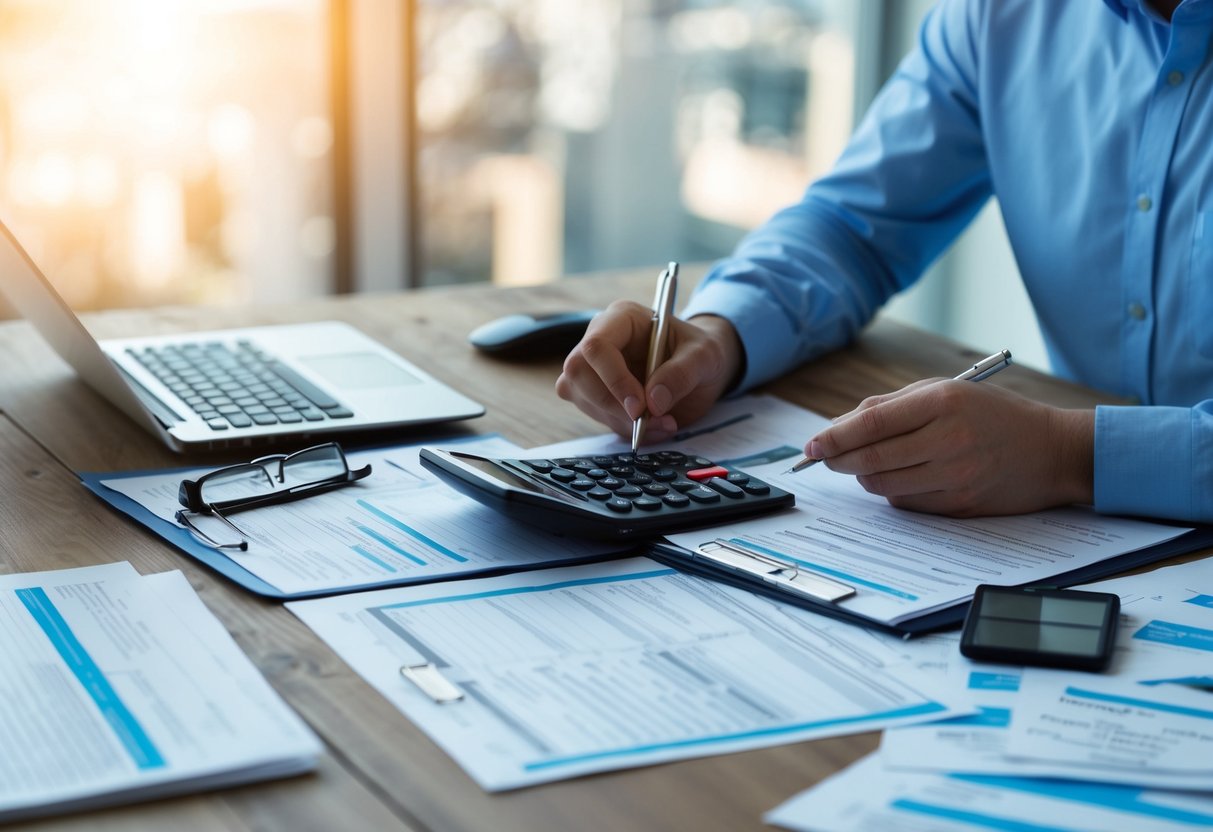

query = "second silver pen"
[{"left": 784, "top": 348, "right": 1013, "bottom": 474}]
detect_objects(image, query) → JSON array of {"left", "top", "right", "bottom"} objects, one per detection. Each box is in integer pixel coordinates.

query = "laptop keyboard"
[{"left": 127, "top": 341, "right": 354, "bottom": 431}]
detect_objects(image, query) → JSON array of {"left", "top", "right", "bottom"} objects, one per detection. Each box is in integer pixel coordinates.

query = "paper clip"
[
  {"left": 694, "top": 539, "right": 856, "bottom": 603},
  {"left": 400, "top": 663, "right": 464, "bottom": 704}
]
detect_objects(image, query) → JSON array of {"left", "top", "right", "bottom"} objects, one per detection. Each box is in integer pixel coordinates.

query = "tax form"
[
  {"left": 93, "top": 436, "right": 620, "bottom": 596},
  {"left": 766, "top": 752, "right": 1213, "bottom": 832},
  {"left": 287, "top": 557, "right": 966, "bottom": 790},
  {"left": 0, "top": 563, "right": 319, "bottom": 821}
]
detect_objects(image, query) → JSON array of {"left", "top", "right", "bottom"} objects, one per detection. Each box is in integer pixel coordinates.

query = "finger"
[
  {"left": 831, "top": 378, "right": 943, "bottom": 424},
  {"left": 812, "top": 382, "right": 947, "bottom": 459},
  {"left": 644, "top": 332, "right": 723, "bottom": 417},
  {"left": 575, "top": 302, "right": 652, "bottom": 419},
  {"left": 824, "top": 432, "right": 936, "bottom": 477}
]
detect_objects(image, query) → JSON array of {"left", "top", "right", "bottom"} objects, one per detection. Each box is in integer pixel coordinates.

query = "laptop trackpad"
[{"left": 299, "top": 353, "right": 421, "bottom": 389}]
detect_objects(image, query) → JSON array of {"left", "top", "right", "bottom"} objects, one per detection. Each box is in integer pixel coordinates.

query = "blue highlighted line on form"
[
  {"left": 351, "top": 545, "right": 399, "bottom": 573},
  {"left": 968, "top": 671, "right": 1020, "bottom": 692},
  {"left": 16, "top": 587, "right": 166, "bottom": 770},
  {"left": 1133, "top": 619, "right": 1213, "bottom": 652},
  {"left": 357, "top": 499, "right": 469, "bottom": 563},
  {"left": 353, "top": 522, "right": 424, "bottom": 566}
]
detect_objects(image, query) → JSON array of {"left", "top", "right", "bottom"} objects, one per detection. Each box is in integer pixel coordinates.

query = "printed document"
[
  {"left": 766, "top": 752, "right": 1213, "bottom": 832},
  {"left": 96, "top": 437, "right": 619, "bottom": 595},
  {"left": 1005, "top": 671, "right": 1213, "bottom": 779},
  {"left": 666, "top": 456, "right": 1190, "bottom": 628},
  {"left": 0, "top": 563, "right": 319, "bottom": 821},
  {"left": 287, "top": 557, "right": 966, "bottom": 790}
]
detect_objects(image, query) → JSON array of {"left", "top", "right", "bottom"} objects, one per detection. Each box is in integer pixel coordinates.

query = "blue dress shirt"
[{"left": 681, "top": 0, "right": 1213, "bottom": 523}]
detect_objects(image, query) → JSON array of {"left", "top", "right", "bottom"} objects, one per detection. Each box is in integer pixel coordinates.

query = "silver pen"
[
  {"left": 631, "top": 262, "right": 679, "bottom": 453},
  {"left": 784, "top": 348, "right": 1013, "bottom": 474}
]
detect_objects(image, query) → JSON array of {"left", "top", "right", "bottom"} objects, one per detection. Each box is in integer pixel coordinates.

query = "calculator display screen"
[
  {"left": 969, "top": 591, "right": 1111, "bottom": 656},
  {"left": 449, "top": 452, "right": 549, "bottom": 494}
]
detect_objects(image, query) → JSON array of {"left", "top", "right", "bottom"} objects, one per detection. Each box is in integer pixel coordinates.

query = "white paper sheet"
[
  {"left": 0, "top": 563, "right": 320, "bottom": 821},
  {"left": 1005, "top": 671, "right": 1213, "bottom": 777},
  {"left": 666, "top": 456, "right": 1191, "bottom": 627},
  {"left": 100, "top": 436, "right": 620, "bottom": 594},
  {"left": 287, "top": 556, "right": 965, "bottom": 791},
  {"left": 766, "top": 753, "right": 1213, "bottom": 832}
]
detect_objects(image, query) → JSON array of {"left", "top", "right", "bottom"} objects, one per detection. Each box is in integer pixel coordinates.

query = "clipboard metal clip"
[
  {"left": 695, "top": 539, "right": 856, "bottom": 603},
  {"left": 400, "top": 663, "right": 464, "bottom": 704}
]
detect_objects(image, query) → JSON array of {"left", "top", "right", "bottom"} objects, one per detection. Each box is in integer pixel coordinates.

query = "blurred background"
[{"left": 0, "top": 0, "right": 1046, "bottom": 369}]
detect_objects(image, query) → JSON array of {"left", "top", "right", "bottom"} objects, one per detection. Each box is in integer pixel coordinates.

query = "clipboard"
[{"left": 648, "top": 523, "right": 1213, "bottom": 637}]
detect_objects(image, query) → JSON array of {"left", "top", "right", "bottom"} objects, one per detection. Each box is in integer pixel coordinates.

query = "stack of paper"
[
  {"left": 0, "top": 562, "right": 320, "bottom": 822},
  {"left": 768, "top": 558, "right": 1213, "bottom": 831}
]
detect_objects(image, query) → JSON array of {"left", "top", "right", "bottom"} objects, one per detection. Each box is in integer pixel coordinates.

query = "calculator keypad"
[{"left": 513, "top": 451, "right": 779, "bottom": 517}]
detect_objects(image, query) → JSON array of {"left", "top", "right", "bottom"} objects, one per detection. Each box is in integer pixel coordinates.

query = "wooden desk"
[{"left": 0, "top": 269, "right": 1154, "bottom": 831}]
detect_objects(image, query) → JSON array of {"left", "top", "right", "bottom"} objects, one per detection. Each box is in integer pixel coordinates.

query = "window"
[{"left": 0, "top": 0, "right": 334, "bottom": 311}]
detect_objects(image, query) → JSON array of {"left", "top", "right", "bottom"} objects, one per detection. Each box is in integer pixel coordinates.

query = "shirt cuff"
[
  {"left": 1094, "top": 404, "right": 1192, "bottom": 521},
  {"left": 681, "top": 279, "right": 802, "bottom": 394}
]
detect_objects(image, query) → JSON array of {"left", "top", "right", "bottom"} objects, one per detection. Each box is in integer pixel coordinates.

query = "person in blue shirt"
[{"left": 556, "top": 0, "right": 1213, "bottom": 523}]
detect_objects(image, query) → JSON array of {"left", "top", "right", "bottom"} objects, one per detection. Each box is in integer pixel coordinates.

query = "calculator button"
[
  {"left": 742, "top": 481, "right": 771, "bottom": 495},
  {"left": 656, "top": 451, "right": 687, "bottom": 464},
  {"left": 726, "top": 472, "right": 750, "bottom": 485},
  {"left": 591, "top": 456, "right": 615, "bottom": 466},
  {"left": 615, "top": 485, "right": 643, "bottom": 498},
  {"left": 554, "top": 458, "right": 583, "bottom": 467},
  {"left": 598, "top": 476, "right": 624, "bottom": 490},
  {"left": 585, "top": 468, "right": 609, "bottom": 479},
  {"left": 642, "top": 483, "right": 669, "bottom": 496},
  {"left": 662, "top": 493, "right": 690, "bottom": 508},
  {"left": 633, "top": 454, "right": 658, "bottom": 467},
  {"left": 549, "top": 468, "right": 577, "bottom": 482},
  {"left": 687, "top": 465, "right": 729, "bottom": 481},
  {"left": 609, "top": 465, "right": 634, "bottom": 477},
  {"left": 570, "top": 461, "right": 596, "bottom": 473},
  {"left": 690, "top": 456, "right": 714, "bottom": 468},
  {"left": 628, "top": 472, "right": 653, "bottom": 485},
  {"left": 605, "top": 497, "right": 633, "bottom": 513},
  {"left": 569, "top": 478, "right": 596, "bottom": 490},
  {"left": 686, "top": 487, "right": 721, "bottom": 503},
  {"left": 705, "top": 478, "right": 745, "bottom": 498},
  {"left": 652, "top": 467, "right": 677, "bottom": 481},
  {"left": 633, "top": 497, "right": 662, "bottom": 511},
  {"left": 670, "top": 479, "right": 697, "bottom": 493},
  {"left": 587, "top": 487, "right": 612, "bottom": 500}
]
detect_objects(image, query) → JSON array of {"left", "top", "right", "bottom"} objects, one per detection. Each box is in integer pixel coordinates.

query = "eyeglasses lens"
[
  {"left": 281, "top": 445, "right": 347, "bottom": 486},
  {"left": 199, "top": 464, "right": 276, "bottom": 506}
]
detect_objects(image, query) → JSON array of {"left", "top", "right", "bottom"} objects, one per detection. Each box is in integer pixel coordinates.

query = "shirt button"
[
  {"left": 1168, "top": 70, "right": 1185, "bottom": 86},
  {"left": 1137, "top": 195, "right": 1153, "bottom": 212},
  {"left": 1128, "top": 301, "right": 1147, "bottom": 320}
]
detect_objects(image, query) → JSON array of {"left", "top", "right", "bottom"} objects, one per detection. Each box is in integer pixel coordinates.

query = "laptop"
[{"left": 0, "top": 221, "right": 484, "bottom": 453}]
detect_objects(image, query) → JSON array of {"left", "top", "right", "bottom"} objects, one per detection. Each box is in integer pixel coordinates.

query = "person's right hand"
[{"left": 555, "top": 302, "right": 744, "bottom": 443}]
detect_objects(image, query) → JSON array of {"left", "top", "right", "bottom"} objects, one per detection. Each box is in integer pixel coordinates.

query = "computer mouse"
[{"left": 468, "top": 309, "right": 600, "bottom": 359}]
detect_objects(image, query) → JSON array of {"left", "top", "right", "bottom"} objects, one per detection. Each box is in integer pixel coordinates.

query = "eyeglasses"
[{"left": 175, "top": 442, "right": 372, "bottom": 551}]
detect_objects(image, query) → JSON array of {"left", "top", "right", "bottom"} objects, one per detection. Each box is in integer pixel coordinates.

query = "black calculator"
[{"left": 419, "top": 448, "right": 794, "bottom": 541}]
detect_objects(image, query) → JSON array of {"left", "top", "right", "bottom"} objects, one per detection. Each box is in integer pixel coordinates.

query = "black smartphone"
[{"left": 960, "top": 585, "right": 1120, "bottom": 672}]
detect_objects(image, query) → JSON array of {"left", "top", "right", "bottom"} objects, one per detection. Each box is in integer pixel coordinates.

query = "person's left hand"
[{"left": 804, "top": 380, "right": 1095, "bottom": 517}]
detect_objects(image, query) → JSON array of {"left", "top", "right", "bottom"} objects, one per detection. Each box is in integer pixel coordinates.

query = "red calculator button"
[{"left": 686, "top": 465, "right": 729, "bottom": 481}]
